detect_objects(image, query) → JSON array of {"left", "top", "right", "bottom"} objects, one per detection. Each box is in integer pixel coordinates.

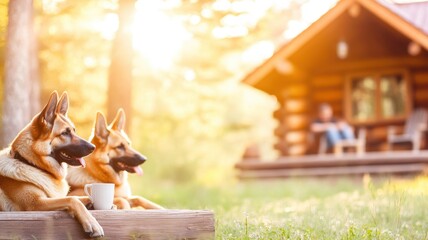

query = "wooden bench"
[{"left": 0, "top": 210, "right": 215, "bottom": 239}]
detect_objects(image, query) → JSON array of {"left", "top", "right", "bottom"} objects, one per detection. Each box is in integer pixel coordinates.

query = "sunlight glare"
[
  {"left": 242, "top": 40, "right": 275, "bottom": 65},
  {"left": 212, "top": 0, "right": 273, "bottom": 39},
  {"left": 99, "top": 13, "right": 118, "bottom": 40},
  {"left": 133, "top": 0, "right": 191, "bottom": 69},
  {"left": 283, "top": 0, "right": 338, "bottom": 40}
]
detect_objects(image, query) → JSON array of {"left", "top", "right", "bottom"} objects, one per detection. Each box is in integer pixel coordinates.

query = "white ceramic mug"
[{"left": 84, "top": 183, "right": 115, "bottom": 210}]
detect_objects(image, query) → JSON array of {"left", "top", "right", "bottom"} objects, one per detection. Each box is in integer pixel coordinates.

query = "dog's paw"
[
  {"left": 89, "top": 229, "right": 104, "bottom": 238},
  {"left": 82, "top": 216, "right": 104, "bottom": 238}
]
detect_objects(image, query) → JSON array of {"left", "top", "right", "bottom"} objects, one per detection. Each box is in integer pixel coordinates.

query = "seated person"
[{"left": 311, "top": 103, "right": 355, "bottom": 150}]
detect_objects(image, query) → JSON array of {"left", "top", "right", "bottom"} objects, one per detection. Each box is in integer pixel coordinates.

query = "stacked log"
[
  {"left": 279, "top": 82, "right": 310, "bottom": 156},
  {"left": 414, "top": 71, "right": 428, "bottom": 108}
]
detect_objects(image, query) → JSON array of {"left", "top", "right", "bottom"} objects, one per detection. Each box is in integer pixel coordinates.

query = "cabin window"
[{"left": 346, "top": 70, "right": 410, "bottom": 124}]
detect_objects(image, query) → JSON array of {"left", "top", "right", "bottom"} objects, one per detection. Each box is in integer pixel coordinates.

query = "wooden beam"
[
  {"left": 312, "top": 89, "right": 343, "bottom": 102},
  {"left": 315, "top": 57, "right": 428, "bottom": 74},
  {"left": 0, "top": 210, "right": 215, "bottom": 240},
  {"left": 280, "top": 84, "right": 309, "bottom": 98},
  {"left": 414, "top": 72, "right": 428, "bottom": 86},
  {"left": 311, "top": 74, "right": 343, "bottom": 88},
  {"left": 415, "top": 91, "right": 428, "bottom": 103}
]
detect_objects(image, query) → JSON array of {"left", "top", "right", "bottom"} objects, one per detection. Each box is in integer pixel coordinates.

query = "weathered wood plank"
[
  {"left": 413, "top": 72, "right": 428, "bottom": 86},
  {"left": 309, "top": 101, "right": 342, "bottom": 116},
  {"left": 312, "top": 89, "right": 343, "bottom": 102},
  {"left": 281, "top": 84, "right": 308, "bottom": 98},
  {"left": 0, "top": 210, "right": 215, "bottom": 240},
  {"left": 311, "top": 74, "right": 343, "bottom": 88},
  {"left": 238, "top": 163, "right": 427, "bottom": 179},
  {"left": 415, "top": 91, "right": 428, "bottom": 103}
]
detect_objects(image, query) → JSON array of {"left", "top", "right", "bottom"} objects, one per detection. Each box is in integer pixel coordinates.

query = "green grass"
[{"left": 129, "top": 175, "right": 428, "bottom": 239}]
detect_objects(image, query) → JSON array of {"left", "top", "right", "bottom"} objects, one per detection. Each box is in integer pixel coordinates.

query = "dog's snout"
[
  {"left": 87, "top": 143, "right": 95, "bottom": 152},
  {"left": 80, "top": 140, "right": 95, "bottom": 154},
  {"left": 135, "top": 153, "right": 147, "bottom": 163}
]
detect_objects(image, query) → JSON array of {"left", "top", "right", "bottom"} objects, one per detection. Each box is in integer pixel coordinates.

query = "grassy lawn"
[{"left": 129, "top": 175, "right": 428, "bottom": 239}]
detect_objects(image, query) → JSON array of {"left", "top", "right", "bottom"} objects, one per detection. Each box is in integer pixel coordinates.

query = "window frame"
[{"left": 344, "top": 69, "right": 412, "bottom": 125}]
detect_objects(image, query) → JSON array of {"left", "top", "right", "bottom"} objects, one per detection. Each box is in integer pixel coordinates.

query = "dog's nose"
[
  {"left": 87, "top": 143, "right": 95, "bottom": 152},
  {"left": 78, "top": 138, "right": 95, "bottom": 153},
  {"left": 82, "top": 142, "right": 95, "bottom": 154},
  {"left": 135, "top": 153, "right": 147, "bottom": 163}
]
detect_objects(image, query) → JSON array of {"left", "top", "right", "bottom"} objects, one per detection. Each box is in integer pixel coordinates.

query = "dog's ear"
[
  {"left": 110, "top": 108, "right": 126, "bottom": 131},
  {"left": 39, "top": 91, "right": 58, "bottom": 127},
  {"left": 56, "top": 92, "right": 69, "bottom": 116},
  {"left": 94, "top": 112, "right": 109, "bottom": 141}
]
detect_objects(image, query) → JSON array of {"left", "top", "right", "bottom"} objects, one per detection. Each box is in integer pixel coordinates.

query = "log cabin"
[{"left": 236, "top": 0, "right": 428, "bottom": 178}]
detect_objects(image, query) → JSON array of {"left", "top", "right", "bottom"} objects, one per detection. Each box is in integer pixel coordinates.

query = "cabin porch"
[
  {"left": 238, "top": 0, "right": 428, "bottom": 180},
  {"left": 236, "top": 150, "right": 428, "bottom": 179}
]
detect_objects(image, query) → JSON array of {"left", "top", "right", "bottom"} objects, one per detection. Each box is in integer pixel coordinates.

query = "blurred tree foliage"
[
  {"left": 21, "top": 0, "right": 309, "bottom": 183},
  {"left": 36, "top": 0, "right": 114, "bottom": 135}
]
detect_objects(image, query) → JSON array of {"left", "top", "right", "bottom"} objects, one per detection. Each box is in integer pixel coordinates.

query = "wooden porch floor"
[{"left": 235, "top": 151, "right": 428, "bottom": 179}]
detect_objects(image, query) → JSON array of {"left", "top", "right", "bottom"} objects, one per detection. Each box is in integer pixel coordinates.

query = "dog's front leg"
[
  {"left": 29, "top": 197, "right": 104, "bottom": 238},
  {"left": 74, "top": 196, "right": 91, "bottom": 206},
  {"left": 127, "top": 196, "right": 165, "bottom": 209}
]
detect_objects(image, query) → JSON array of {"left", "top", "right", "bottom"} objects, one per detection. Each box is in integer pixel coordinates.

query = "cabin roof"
[
  {"left": 243, "top": 0, "right": 428, "bottom": 86},
  {"left": 379, "top": 0, "right": 428, "bottom": 35}
]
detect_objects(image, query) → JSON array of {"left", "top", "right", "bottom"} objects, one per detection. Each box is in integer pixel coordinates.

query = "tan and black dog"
[
  {"left": 0, "top": 91, "right": 104, "bottom": 237},
  {"left": 67, "top": 109, "right": 163, "bottom": 210}
]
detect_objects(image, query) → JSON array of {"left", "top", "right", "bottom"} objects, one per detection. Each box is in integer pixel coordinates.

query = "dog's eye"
[
  {"left": 116, "top": 143, "right": 125, "bottom": 150},
  {"left": 61, "top": 131, "right": 70, "bottom": 136}
]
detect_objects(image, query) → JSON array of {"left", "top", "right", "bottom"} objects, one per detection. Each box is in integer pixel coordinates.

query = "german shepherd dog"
[
  {"left": 0, "top": 92, "right": 104, "bottom": 238},
  {"left": 67, "top": 109, "right": 164, "bottom": 210}
]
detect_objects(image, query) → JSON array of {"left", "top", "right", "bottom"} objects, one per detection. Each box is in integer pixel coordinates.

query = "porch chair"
[
  {"left": 318, "top": 128, "right": 366, "bottom": 155},
  {"left": 387, "top": 108, "right": 428, "bottom": 151}
]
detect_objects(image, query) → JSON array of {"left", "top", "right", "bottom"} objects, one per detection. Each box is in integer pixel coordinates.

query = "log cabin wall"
[
  {"left": 243, "top": 0, "right": 428, "bottom": 158},
  {"left": 277, "top": 76, "right": 310, "bottom": 156},
  {"left": 357, "top": 68, "right": 428, "bottom": 151},
  {"left": 414, "top": 71, "right": 428, "bottom": 109},
  {"left": 308, "top": 74, "right": 344, "bottom": 154},
  {"left": 274, "top": 59, "right": 428, "bottom": 156},
  {"left": 291, "top": 63, "right": 428, "bottom": 155},
  {"left": 413, "top": 70, "right": 428, "bottom": 149}
]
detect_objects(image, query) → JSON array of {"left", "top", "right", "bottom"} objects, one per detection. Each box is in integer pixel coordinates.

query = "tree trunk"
[
  {"left": 107, "top": 0, "right": 135, "bottom": 130},
  {"left": 2, "top": 0, "right": 36, "bottom": 146},
  {"left": 29, "top": 3, "right": 40, "bottom": 117}
]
